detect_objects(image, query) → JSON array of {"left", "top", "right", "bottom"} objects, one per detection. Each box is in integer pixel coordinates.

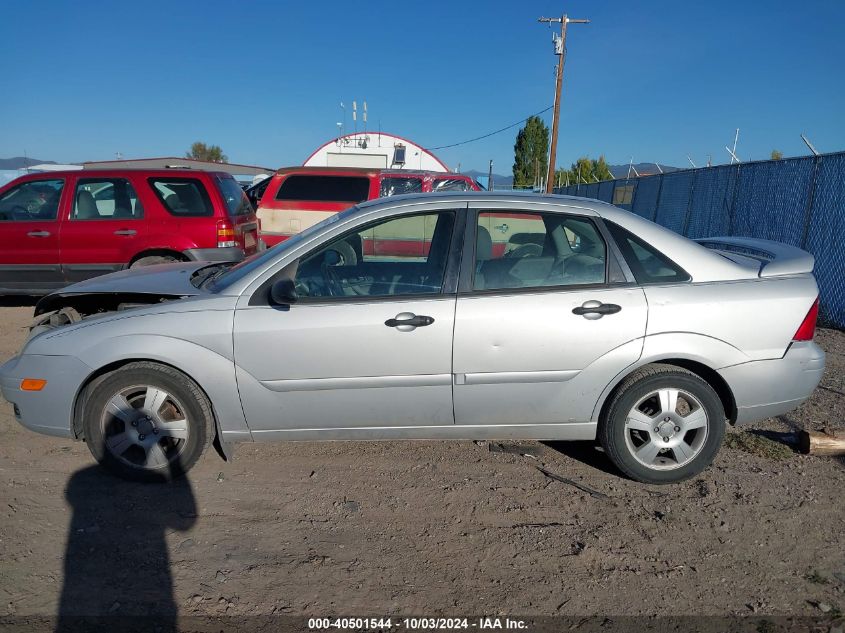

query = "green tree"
[
  {"left": 512, "top": 116, "right": 549, "bottom": 188},
  {"left": 556, "top": 155, "right": 614, "bottom": 186},
  {"left": 186, "top": 142, "right": 228, "bottom": 163},
  {"left": 770, "top": 149, "right": 783, "bottom": 160}
]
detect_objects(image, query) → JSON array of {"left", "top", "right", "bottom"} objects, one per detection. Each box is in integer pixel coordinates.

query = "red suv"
[
  {"left": 0, "top": 169, "right": 259, "bottom": 294},
  {"left": 248, "top": 167, "right": 480, "bottom": 247}
]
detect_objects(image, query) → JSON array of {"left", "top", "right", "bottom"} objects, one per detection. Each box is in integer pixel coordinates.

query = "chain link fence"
[{"left": 555, "top": 152, "right": 845, "bottom": 329}]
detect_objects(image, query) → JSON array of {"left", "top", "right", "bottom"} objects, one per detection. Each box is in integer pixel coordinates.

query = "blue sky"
[{"left": 1, "top": 0, "right": 843, "bottom": 173}]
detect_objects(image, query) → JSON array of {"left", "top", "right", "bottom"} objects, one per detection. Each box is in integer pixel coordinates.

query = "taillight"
[
  {"left": 217, "top": 220, "right": 237, "bottom": 248},
  {"left": 793, "top": 298, "right": 819, "bottom": 341}
]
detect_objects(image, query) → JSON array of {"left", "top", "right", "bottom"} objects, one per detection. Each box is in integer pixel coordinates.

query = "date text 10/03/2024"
[{"left": 307, "top": 617, "right": 529, "bottom": 630}]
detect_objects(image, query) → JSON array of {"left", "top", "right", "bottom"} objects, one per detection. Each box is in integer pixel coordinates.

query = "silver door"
[
  {"left": 453, "top": 206, "right": 648, "bottom": 427},
  {"left": 233, "top": 209, "right": 459, "bottom": 435}
]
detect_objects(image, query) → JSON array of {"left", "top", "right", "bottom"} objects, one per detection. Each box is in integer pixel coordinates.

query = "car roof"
[
  {"left": 357, "top": 190, "right": 605, "bottom": 214},
  {"left": 273, "top": 166, "right": 474, "bottom": 178},
  {"left": 8, "top": 169, "right": 232, "bottom": 179}
]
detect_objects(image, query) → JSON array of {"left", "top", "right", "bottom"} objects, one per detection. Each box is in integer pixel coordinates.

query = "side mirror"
[{"left": 270, "top": 278, "right": 298, "bottom": 305}]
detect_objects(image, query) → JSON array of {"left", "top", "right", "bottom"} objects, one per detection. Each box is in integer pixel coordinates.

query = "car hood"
[
  {"left": 57, "top": 262, "right": 208, "bottom": 295},
  {"left": 34, "top": 262, "right": 213, "bottom": 316}
]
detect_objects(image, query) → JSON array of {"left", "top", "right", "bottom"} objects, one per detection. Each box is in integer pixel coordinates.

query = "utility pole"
[
  {"left": 487, "top": 159, "right": 494, "bottom": 191},
  {"left": 538, "top": 12, "right": 589, "bottom": 193}
]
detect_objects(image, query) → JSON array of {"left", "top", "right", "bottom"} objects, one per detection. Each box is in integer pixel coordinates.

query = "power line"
[{"left": 424, "top": 105, "right": 553, "bottom": 151}]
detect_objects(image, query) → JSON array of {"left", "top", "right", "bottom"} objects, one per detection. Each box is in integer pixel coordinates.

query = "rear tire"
[
  {"left": 82, "top": 362, "right": 213, "bottom": 482},
  {"left": 598, "top": 364, "right": 725, "bottom": 484},
  {"left": 130, "top": 255, "right": 180, "bottom": 268}
]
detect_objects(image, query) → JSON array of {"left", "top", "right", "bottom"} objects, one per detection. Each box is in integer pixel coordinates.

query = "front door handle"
[
  {"left": 27, "top": 230, "right": 51, "bottom": 238},
  {"left": 385, "top": 312, "right": 435, "bottom": 331},
  {"left": 113, "top": 229, "right": 137, "bottom": 236},
  {"left": 572, "top": 301, "right": 622, "bottom": 320}
]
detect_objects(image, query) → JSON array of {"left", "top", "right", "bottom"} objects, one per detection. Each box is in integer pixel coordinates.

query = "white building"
[{"left": 303, "top": 132, "right": 449, "bottom": 172}]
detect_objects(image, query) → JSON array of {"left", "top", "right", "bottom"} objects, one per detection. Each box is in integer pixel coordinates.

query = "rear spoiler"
[{"left": 695, "top": 236, "right": 815, "bottom": 278}]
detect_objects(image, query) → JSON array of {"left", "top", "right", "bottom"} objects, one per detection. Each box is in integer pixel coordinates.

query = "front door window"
[
  {"left": 0, "top": 179, "right": 64, "bottom": 221},
  {"left": 294, "top": 211, "right": 455, "bottom": 298}
]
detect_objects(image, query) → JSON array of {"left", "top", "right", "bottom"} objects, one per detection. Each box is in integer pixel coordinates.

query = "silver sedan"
[{"left": 0, "top": 192, "right": 825, "bottom": 483}]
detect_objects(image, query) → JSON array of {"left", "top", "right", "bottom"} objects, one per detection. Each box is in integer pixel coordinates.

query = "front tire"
[
  {"left": 598, "top": 364, "right": 725, "bottom": 484},
  {"left": 82, "top": 362, "right": 213, "bottom": 482}
]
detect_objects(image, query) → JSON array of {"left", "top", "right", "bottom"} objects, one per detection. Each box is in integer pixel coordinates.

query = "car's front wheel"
[
  {"left": 599, "top": 364, "right": 725, "bottom": 484},
  {"left": 82, "top": 362, "right": 213, "bottom": 482}
]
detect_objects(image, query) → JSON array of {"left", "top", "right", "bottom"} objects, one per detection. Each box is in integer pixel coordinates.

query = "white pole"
[{"left": 730, "top": 128, "right": 739, "bottom": 165}]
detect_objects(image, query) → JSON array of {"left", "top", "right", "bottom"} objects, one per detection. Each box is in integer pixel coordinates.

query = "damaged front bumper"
[{"left": 0, "top": 354, "right": 93, "bottom": 438}]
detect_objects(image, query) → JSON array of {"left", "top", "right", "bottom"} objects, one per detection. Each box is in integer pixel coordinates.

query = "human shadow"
[{"left": 56, "top": 462, "right": 196, "bottom": 632}]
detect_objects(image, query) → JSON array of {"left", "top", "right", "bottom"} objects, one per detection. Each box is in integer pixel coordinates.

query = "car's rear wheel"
[
  {"left": 598, "top": 364, "right": 725, "bottom": 484},
  {"left": 82, "top": 362, "right": 212, "bottom": 482}
]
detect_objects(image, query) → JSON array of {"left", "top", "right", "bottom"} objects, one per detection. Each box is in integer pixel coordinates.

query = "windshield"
[{"left": 208, "top": 206, "right": 359, "bottom": 292}]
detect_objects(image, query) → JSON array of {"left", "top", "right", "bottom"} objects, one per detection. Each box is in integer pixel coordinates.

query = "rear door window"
[
  {"left": 0, "top": 179, "right": 64, "bottom": 221},
  {"left": 275, "top": 175, "right": 370, "bottom": 203},
  {"left": 380, "top": 177, "right": 423, "bottom": 198},
  {"left": 73, "top": 178, "right": 144, "bottom": 220},
  {"left": 149, "top": 178, "right": 214, "bottom": 217},
  {"left": 474, "top": 211, "right": 607, "bottom": 291}
]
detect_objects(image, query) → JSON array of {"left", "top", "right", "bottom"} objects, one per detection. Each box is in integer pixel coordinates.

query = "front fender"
[{"left": 76, "top": 334, "right": 252, "bottom": 442}]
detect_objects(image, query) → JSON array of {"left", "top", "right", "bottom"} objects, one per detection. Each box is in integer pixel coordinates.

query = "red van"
[
  {"left": 249, "top": 167, "right": 480, "bottom": 247},
  {"left": 0, "top": 169, "right": 258, "bottom": 294}
]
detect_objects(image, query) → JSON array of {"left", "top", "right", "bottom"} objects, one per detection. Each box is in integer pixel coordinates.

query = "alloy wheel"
[
  {"left": 99, "top": 384, "right": 190, "bottom": 470},
  {"left": 623, "top": 388, "right": 709, "bottom": 470}
]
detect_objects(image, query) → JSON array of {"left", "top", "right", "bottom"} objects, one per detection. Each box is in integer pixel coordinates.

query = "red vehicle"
[
  {"left": 248, "top": 167, "right": 480, "bottom": 247},
  {"left": 0, "top": 169, "right": 258, "bottom": 294}
]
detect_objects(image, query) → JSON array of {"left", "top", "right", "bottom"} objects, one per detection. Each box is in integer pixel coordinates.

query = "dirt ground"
[{"left": 0, "top": 302, "right": 843, "bottom": 623}]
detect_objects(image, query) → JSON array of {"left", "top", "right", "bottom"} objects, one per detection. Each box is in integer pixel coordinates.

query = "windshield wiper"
[
  {"left": 200, "top": 263, "right": 236, "bottom": 288},
  {"left": 189, "top": 263, "right": 233, "bottom": 289}
]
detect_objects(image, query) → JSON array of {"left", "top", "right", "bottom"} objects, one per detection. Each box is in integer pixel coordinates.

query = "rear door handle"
[
  {"left": 385, "top": 312, "right": 435, "bottom": 331},
  {"left": 27, "top": 230, "right": 51, "bottom": 238},
  {"left": 572, "top": 301, "right": 622, "bottom": 320},
  {"left": 113, "top": 229, "right": 137, "bottom": 236}
]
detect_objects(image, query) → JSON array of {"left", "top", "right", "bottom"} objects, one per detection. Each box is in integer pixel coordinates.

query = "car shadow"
[
  {"left": 541, "top": 440, "right": 623, "bottom": 478},
  {"left": 0, "top": 296, "right": 38, "bottom": 308},
  {"left": 56, "top": 461, "right": 196, "bottom": 632}
]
